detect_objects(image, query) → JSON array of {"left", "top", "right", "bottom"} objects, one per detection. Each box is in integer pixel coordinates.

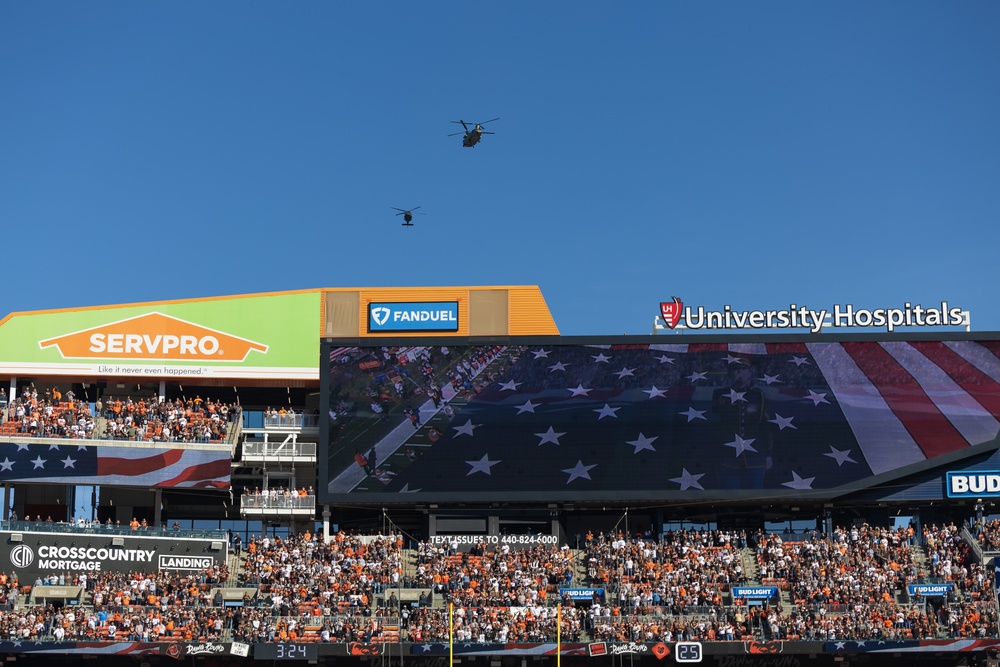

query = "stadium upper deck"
[
  {"left": 1, "top": 288, "right": 1000, "bottom": 663},
  {"left": 0, "top": 287, "right": 557, "bottom": 531}
]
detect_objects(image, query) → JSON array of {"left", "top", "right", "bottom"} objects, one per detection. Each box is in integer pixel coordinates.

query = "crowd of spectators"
[
  {"left": 1, "top": 387, "right": 94, "bottom": 438},
  {"left": 754, "top": 525, "right": 916, "bottom": 606},
  {"left": 97, "top": 395, "right": 239, "bottom": 443},
  {"left": 411, "top": 542, "right": 574, "bottom": 608},
  {"left": 238, "top": 532, "right": 403, "bottom": 617},
  {"left": 405, "top": 604, "right": 583, "bottom": 643},
  {"left": 589, "top": 606, "right": 758, "bottom": 642},
  {"left": 0, "top": 603, "right": 235, "bottom": 642},
  {"left": 762, "top": 602, "right": 936, "bottom": 641},
  {"left": 925, "top": 523, "right": 982, "bottom": 593},
  {"left": 0, "top": 519, "right": 998, "bottom": 644},
  {"left": 0, "top": 566, "right": 235, "bottom": 642},
  {"left": 583, "top": 529, "right": 747, "bottom": 613},
  {"left": 0, "top": 387, "right": 240, "bottom": 444},
  {"left": 242, "top": 487, "right": 316, "bottom": 509}
]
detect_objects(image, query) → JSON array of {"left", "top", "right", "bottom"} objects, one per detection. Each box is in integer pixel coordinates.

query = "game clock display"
[
  {"left": 675, "top": 641, "right": 703, "bottom": 663},
  {"left": 255, "top": 643, "right": 318, "bottom": 660}
]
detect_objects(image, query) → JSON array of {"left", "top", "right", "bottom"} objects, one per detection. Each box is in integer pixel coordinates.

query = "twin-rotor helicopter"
[
  {"left": 448, "top": 118, "right": 500, "bottom": 148},
  {"left": 391, "top": 118, "right": 499, "bottom": 227}
]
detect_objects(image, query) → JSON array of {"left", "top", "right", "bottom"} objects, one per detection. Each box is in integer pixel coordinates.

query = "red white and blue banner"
[{"left": 0, "top": 442, "right": 230, "bottom": 489}]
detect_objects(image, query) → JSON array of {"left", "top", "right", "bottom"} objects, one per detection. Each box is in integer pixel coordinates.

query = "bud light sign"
[
  {"left": 733, "top": 587, "right": 778, "bottom": 599},
  {"left": 368, "top": 302, "right": 459, "bottom": 333},
  {"left": 907, "top": 584, "right": 953, "bottom": 597},
  {"left": 946, "top": 471, "right": 1000, "bottom": 498}
]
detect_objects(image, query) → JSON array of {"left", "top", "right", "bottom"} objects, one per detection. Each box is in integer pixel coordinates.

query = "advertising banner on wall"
[
  {"left": 0, "top": 529, "right": 223, "bottom": 581},
  {"left": 946, "top": 471, "right": 1000, "bottom": 498},
  {"left": 0, "top": 291, "right": 320, "bottom": 380},
  {"left": 658, "top": 297, "right": 970, "bottom": 333},
  {"left": 0, "top": 442, "right": 230, "bottom": 489}
]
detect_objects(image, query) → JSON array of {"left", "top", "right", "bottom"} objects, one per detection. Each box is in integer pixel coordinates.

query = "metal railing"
[
  {"left": 964, "top": 524, "right": 1000, "bottom": 635},
  {"left": 0, "top": 520, "right": 227, "bottom": 540},
  {"left": 240, "top": 494, "right": 316, "bottom": 511},
  {"left": 0, "top": 430, "right": 232, "bottom": 448},
  {"left": 263, "top": 413, "right": 319, "bottom": 429},
  {"left": 962, "top": 524, "right": 986, "bottom": 563},
  {"left": 242, "top": 441, "right": 317, "bottom": 459}
]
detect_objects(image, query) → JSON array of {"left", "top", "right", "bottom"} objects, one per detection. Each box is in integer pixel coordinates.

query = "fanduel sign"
[
  {"left": 658, "top": 298, "right": 968, "bottom": 334},
  {"left": 368, "top": 302, "right": 459, "bottom": 333},
  {"left": 946, "top": 471, "right": 1000, "bottom": 498}
]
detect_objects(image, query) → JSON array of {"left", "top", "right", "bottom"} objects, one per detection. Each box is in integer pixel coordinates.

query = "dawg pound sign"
[
  {"left": 609, "top": 643, "right": 648, "bottom": 655},
  {"left": 720, "top": 658, "right": 799, "bottom": 667},
  {"left": 185, "top": 642, "right": 227, "bottom": 656}
]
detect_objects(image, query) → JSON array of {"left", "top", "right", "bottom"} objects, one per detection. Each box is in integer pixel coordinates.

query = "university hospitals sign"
[{"left": 659, "top": 297, "right": 969, "bottom": 334}]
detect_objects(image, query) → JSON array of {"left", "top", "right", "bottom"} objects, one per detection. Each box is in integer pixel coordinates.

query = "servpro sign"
[
  {"left": 0, "top": 290, "right": 320, "bottom": 380},
  {"left": 39, "top": 313, "right": 269, "bottom": 362}
]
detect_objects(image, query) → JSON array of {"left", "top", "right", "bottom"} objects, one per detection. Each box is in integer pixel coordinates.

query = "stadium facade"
[{"left": 1, "top": 286, "right": 999, "bottom": 665}]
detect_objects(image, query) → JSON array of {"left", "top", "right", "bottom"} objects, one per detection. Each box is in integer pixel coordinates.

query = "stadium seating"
[{"left": 1, "top": 519, "right": 999, "bottom": 643}]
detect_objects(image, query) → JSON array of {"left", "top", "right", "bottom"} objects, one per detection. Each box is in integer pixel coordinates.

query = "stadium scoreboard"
[
  {"left": 320, "top": 335, "right": 1000, "bottom": 504},
  {"left": 674, "top": 642, "right": 703, "bottom": 663},
  {"left": 255, "top": 643, "right": 318, "bottom": 660}
]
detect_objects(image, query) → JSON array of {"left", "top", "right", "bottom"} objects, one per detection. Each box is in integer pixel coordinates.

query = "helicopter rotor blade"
[
  {"left": 451, "top": 120, "right": 470, "bottom": 130},
  {"left": 447, "top": 131, "right": 466, "bottom": 137},
  {"left": 481, "top": 131, "right": 495, "bottom": 135},
  {"left": 478, "top": 118, "right": 500, "bottom": 125},
  {"left": 391, "top": 207, "right": 423, "bottom": 216}
]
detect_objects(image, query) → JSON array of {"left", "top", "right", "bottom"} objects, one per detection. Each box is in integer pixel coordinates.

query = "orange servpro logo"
[{"left": 38, "top": 312, "right": 269, "bottom": 362}]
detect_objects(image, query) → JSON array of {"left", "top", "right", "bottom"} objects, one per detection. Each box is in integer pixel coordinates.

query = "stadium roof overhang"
[{"left": 0, "top": 286, "right": 557, "bottom": 383}]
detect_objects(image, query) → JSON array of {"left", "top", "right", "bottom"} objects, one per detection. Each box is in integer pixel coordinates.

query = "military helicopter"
[
  {"left": 391, "top": 206, "right": 422, "bottom": 227},
  {"left": 449, "top": 118, "right": 499, "bottom": 147}
]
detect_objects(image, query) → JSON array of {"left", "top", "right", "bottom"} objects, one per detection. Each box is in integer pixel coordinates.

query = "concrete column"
[
  {"left": 322, "top": 506, "right": 331, "bottom": 543},
  {"left": 158, "top": 381, "right": 166, "bottom": 403},
  {"left": 153, "top": 488, "right": 163, "bottom": 528},
  {"left": 5, "top": 377, "right": 15, "bottom": 420}
]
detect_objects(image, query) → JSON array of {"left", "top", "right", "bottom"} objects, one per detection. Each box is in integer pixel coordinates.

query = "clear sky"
[{"left": 2, "top": 2, "right": 998, "bottom": 336}]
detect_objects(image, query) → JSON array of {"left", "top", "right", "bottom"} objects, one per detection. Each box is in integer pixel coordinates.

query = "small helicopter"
[
  {"left": 391, "top": 206, "right": 422, "bottom": 227},
  {"left": 449, "top": 118, "right": 499, "bottom": 147}
]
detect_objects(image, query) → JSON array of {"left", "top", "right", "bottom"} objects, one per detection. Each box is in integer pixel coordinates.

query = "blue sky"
[{"left": 2, "top": 2, "right": 998, "bottom": 336}]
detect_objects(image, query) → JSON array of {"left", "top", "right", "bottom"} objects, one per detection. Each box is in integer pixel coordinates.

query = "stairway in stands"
[{"left": 910, "top": 543, "right": 932, "bottom": 582}]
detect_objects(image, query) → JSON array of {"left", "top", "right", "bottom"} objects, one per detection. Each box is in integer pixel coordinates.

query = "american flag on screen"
[
  {"left": 0, "top": 641, "right": 161, "bottom": 655},
  {"left": 826, "top": 638, "right": 1000, "bottom": 653},
  {"left": 356, "top": 340, "right": 1000, "bottom": 495},
  {"left": 0, "top": 443, "right": 231, "bottom": 489}
]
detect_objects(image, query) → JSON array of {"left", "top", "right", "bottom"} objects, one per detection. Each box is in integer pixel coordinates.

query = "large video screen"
[{"left": 319, "top": 338, "right": 1000, "bottom": 503}]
